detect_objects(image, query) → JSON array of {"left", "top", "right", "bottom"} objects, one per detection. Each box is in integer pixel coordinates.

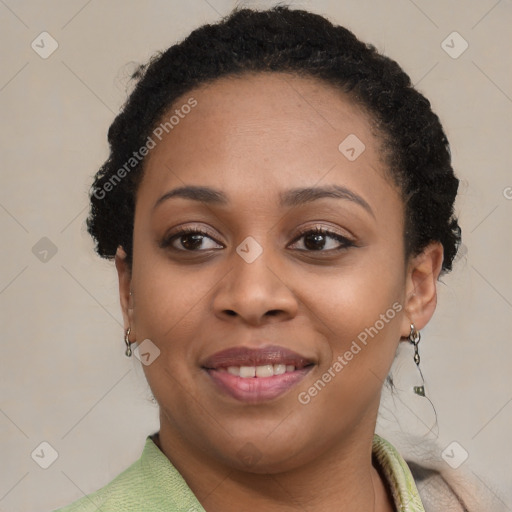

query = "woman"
[{"left": 54, "top": 6, "right": 502, "bottom": 512}]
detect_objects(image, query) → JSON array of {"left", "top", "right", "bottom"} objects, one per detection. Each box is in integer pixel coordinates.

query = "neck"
[{"left": 155, "top": 415, "right": 394, "bottom": 512}]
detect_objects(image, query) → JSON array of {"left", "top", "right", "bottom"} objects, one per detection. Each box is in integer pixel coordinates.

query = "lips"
[
  {"left": 201, "top": 345, "right": 315, "bottom": 403},
  {"left": 202, "top": 345, "right": 313, "bottom": 369}
]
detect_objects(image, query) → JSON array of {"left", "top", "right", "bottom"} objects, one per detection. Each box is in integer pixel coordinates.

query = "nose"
[{"left": 212, "top": 246, "right": 299, "bottom": 326}]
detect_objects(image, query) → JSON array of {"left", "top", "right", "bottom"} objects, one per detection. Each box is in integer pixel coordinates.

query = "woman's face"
[{"left": 117, "top": 72, "right": 439, "bottom": 473}]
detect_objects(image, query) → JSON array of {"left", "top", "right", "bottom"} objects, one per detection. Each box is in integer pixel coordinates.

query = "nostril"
[{"left": 222, "top": 309, "right": 282, "bottom": 318}]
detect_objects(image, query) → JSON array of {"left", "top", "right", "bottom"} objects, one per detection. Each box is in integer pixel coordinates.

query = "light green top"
[{"left": 53, "top": 434, "right": 425, "bottom": 512}]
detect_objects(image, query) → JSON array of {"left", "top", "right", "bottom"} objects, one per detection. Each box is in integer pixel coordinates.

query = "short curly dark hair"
[{"left": 87, "top": 5, "right": 461, "bottom": 272}]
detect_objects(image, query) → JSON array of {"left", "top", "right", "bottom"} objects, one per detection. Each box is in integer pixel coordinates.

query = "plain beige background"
[{"left": 1, "top": 1, "right": 511, "bottom": 510}]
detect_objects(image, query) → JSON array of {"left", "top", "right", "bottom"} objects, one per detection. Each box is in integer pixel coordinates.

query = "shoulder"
[
  {"left": 51, "top": 453, "right": 147, "bottom": 512},
  {"left": 51, "top": 435, "right": 205, "bottom": 512},
  {"left": 386, "top": 433, "right": 506, "bottom": 512}
]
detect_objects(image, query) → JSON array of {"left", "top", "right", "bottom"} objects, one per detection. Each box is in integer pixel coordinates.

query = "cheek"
[
  {"left": 297, "top": 254, "right": 405, "bottom": 392},
  {"left": 133, "top": 284, "right": 188, "bottom": 336},
  {"left": 129, "top": 263, "right": 212, "bottom": 404},
  {"left": 130, "top": 258, "right": 219, "bottom": 353},
  {"left": 301, "top": 252, "right": 404, "bottom": 334},
  {"left": 295, "top": 272, "right": 403, "bottom": 427}
]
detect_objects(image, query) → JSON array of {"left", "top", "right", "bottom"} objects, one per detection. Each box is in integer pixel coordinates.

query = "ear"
[
  {"left": 400, "top": 241, "right": 444, "bottom": 338},
  {"left": 115, "top": 246, "right": 136, "bottom": 339}
]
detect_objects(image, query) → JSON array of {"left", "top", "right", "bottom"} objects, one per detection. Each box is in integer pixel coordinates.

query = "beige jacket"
[{"left": 399, "top": 435, "right": 508, "bottom": 511}]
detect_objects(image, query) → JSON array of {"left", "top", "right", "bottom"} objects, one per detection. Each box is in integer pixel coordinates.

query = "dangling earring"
[
  {"left": 408, "top": 323, "right": 425, "bottom": 396},
  {"left": 124, "top": 327, "right": 134, "bottom": 357}
]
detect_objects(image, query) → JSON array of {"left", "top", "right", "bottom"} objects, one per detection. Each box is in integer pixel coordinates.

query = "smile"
[{"left": 201, "top": 345, "right": 315, "bottom": 402}]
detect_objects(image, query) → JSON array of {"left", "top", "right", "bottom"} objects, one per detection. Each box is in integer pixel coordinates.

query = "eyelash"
[{"left": 160, "top": 226, "right": 355, "bottom": 253}]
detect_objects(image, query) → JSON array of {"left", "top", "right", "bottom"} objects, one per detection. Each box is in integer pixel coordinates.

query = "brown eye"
[
  {"left": 290, "top": 228, "right": 354, "bottom": 252},
  {"left": 179, "top": 233, "right": 207, "bottom": 251},
  {"left": 160, "top": 228, "right": 223, "bottom": 252}
]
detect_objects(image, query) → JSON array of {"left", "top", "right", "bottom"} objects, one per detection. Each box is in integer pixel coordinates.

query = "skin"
[{"left": 115, "top": 72, "right": 444, "bottom": 511}]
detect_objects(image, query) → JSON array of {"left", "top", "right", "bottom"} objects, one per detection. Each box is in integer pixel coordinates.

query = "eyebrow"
[
  {"left": 280, "top": 185, "right": 374, "bottom": 217},
  {"left": 153, "top": 184, "right": 374, "bottom": 217}
]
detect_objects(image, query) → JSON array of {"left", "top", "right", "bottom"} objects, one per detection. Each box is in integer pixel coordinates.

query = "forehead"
[{"left": 138, "top": 72, "right": 398, "bottom": 212}]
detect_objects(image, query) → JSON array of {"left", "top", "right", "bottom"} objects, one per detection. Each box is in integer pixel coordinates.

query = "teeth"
[
  {"left": 273, "top": 364, "right": 286, "bottom": 375},
  {"left": 256, "top": 364, "right": 274, "bottom": 377},
  {"left": 224, "top": 364, "right": 296, "bottom": 378},
  {"left": 240, "top": 366, "right": 256, "bottom": 378}
]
